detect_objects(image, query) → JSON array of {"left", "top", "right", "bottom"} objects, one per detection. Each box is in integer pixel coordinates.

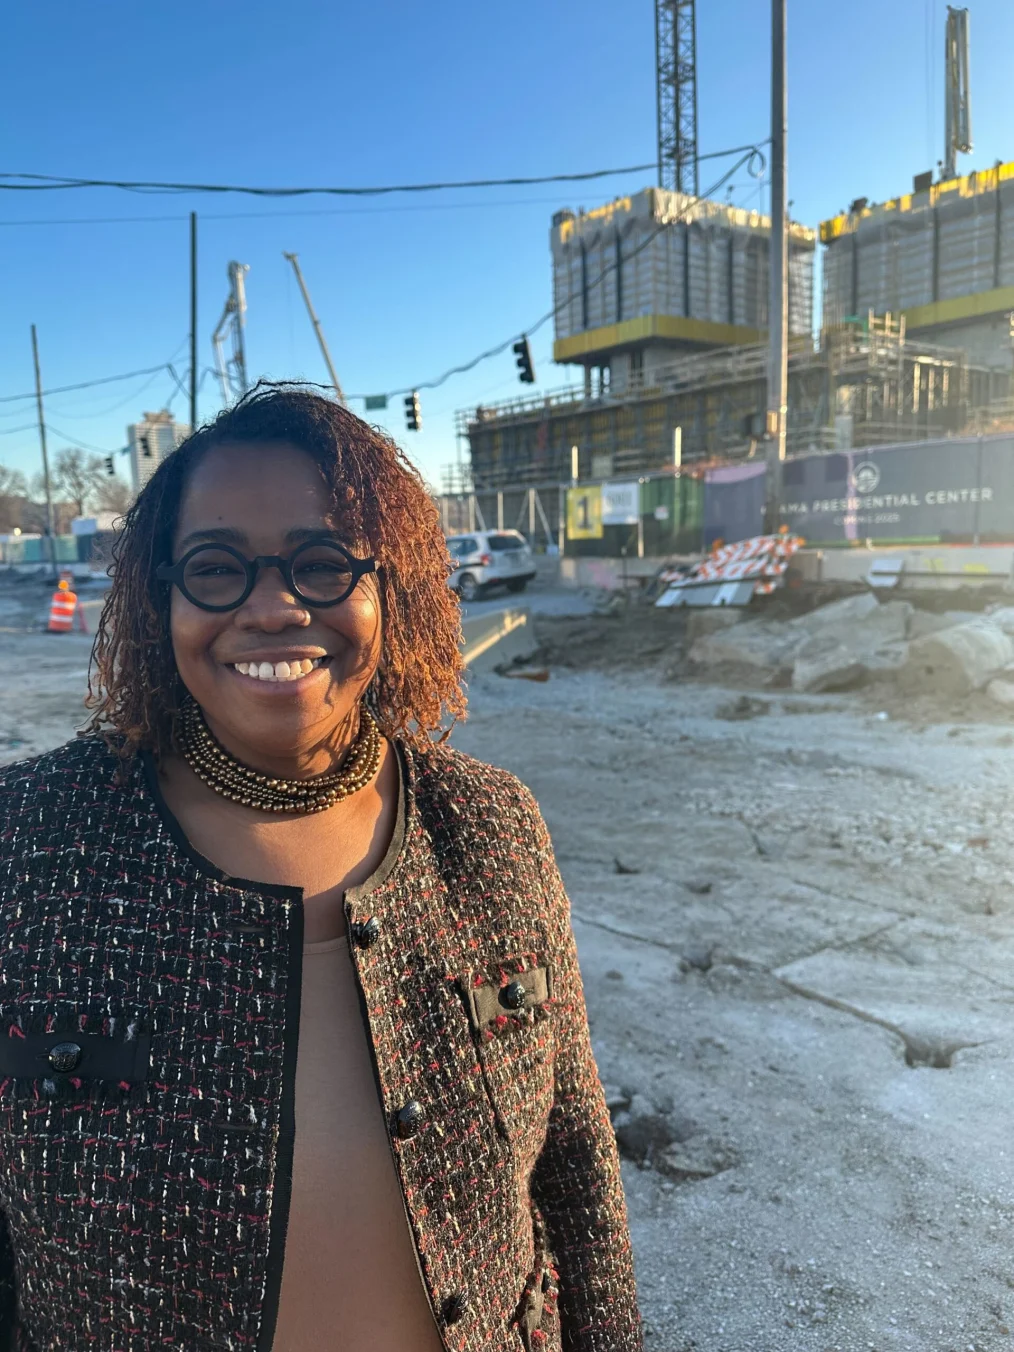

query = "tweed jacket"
[{"left": 0, "top": 734, "right": 642, "bottom": 1352}]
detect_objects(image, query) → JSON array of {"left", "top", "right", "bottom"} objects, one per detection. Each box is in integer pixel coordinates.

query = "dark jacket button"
[
  {"left": 351, "top": 917, "right": 380, "bottom": 949},
  {"left": 502, "top": 979, "right": 527, "bottom": 1010},
  {"left": 395, "top": 1099, "right": 425, "bottom": 1139},
  {"left": 48, "top": 1042, "right": 82, "bottom": 1073},
  {"left": 442, "top": 1289, "right": 470, "bottom": 1324}
]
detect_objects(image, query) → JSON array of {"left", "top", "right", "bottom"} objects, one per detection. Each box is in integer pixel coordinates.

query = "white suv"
[{"left": 446, "top": 530, "right": 536, "bottom": 603}]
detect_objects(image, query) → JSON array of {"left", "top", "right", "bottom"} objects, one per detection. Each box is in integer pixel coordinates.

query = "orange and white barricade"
[
  {"left": 46, "top": 579, "right": 88, "bottom": 633},
  {"left": 656, "top": 534, "right": 804, "bottom": 607}
]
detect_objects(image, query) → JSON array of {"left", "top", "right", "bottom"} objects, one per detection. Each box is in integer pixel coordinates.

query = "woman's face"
[{"left": 169, "top": 441, "right": 381, "bottom": 769}]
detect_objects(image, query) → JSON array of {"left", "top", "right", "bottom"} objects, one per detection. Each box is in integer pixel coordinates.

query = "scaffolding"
[{"left": 458, "top": 317, "right": 1007, "bottom": 491}]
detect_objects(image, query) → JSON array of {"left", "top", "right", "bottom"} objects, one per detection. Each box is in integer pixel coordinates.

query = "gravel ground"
[{"left": 4, "top": 575, "right": 1014, "bottom": 1351}]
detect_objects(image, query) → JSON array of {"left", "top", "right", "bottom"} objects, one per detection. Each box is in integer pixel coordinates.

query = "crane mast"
[
  {"left": 211, "top": 261, "right": 250, "bottom": 406},
  {"left": 944, "top": 6, "right": 972, "bottom": 181},
  {"left": 655, "top": 0, "right": 699, "bottom": 196}
]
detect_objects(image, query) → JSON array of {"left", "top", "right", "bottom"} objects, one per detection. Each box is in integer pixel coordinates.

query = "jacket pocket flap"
[
  {"left": 0, "top": 1030, "right": 151, "bottom": 1083},
  {"left": 466, "top": 965, "right": 552, "bottom": 1031}
]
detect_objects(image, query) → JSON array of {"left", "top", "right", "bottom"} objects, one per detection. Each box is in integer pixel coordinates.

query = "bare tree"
[
  {"left": 49, "top": 449, "right": 108, "bottom": 518},
  {"left": 0, "top": 464, "right": 29, "bottom": 534},
  {"left": 0, "top": 464, "right": 27, "bottom": 500},
  {"left": 94, "top": 476, "right": 133, "bottom": 518}
]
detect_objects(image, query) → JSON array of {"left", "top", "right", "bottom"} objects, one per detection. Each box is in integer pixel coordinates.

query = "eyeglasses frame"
[{"left": 155, "top": 537, "right": 377, "bottom": 613}]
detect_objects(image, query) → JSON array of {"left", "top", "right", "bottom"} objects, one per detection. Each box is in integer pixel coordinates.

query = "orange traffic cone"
[{"left": 46, "top": 579, "right": 82, "bottom": 633}]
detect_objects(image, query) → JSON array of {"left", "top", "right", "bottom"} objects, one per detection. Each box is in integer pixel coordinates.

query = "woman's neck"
[{"left": 203, "top": 707, "right": 361, "bottom": 781}]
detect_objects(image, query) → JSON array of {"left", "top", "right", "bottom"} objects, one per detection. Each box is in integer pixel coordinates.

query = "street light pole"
[
  {"left": 766, "top": 0, "right": 788, "bottom": 528},
  {"left": 30, "top": 325, "right": 57, "bottom": 581}
]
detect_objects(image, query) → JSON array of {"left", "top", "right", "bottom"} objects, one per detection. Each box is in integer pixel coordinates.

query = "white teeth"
[{"left": 234, "top": 657, "right": 325, "bottom": 681}]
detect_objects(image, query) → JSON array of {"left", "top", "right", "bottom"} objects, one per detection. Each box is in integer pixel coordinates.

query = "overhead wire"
[
  {"left": 0, "top": 141, "right": 768, "bottom": 432},
  {"left": 0, "top": 164, "right": 659, "bottom": 198}
]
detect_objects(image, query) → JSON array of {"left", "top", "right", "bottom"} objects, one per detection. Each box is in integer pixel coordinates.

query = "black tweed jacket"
[{"left": 0, "top": 735, "right": 642, "bottom": 1352}]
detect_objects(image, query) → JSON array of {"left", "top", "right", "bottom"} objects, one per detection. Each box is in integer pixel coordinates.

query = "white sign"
[
  {"left": 601, "top": 480, "right": 640, "bottom": 526},
  {"left": 653, "top": 504, "right": 670, "bottom": 521}
]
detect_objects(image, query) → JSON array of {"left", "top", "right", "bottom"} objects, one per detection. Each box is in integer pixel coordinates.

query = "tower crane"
[
  {"left": 943, "top": 6, "right": 972, "bottom": 181},
  {"left": 655, "top": 0, "right": 699, "bottom": 195}
]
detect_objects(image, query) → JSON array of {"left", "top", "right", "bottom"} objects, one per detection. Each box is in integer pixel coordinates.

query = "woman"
[{"left": 0, "top": 386, "right": 642, "bottom": 1352}]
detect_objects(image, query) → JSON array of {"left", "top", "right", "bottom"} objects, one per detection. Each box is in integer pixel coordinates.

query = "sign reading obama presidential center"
[{"left": 777, "top": 436, "right": 1014, "bottom": 545}]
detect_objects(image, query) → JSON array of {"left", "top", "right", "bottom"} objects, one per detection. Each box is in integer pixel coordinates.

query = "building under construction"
[
  {"left": 461, "top": 314, "right": 1003, "bottom": 491},
  {"left": 551, "top": 188, "right": 815, "bottom": 395},
  {"left": 821, "top": 160, "right": 1014, "bottom": 370},
  {"left": 457, "top": 2, "right": 1009, "bottom": 505}
]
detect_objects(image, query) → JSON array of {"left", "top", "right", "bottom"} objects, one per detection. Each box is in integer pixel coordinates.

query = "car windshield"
[{"left": 487, "top": 533, "right": 526, "bottom": 551}]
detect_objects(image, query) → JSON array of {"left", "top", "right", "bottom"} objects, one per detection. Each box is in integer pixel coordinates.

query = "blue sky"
[{"left": 3, "top": 0, "right": 1013, "bottom": 493}]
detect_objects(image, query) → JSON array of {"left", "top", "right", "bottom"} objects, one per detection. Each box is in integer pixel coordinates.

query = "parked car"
[{"left": 446, "top": 530, "right": 536, "bottom": 602}]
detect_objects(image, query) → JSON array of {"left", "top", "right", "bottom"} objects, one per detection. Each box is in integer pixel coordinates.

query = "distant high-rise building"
[{"left": 127, "top": 411, "right": 190, "bottom": 493}]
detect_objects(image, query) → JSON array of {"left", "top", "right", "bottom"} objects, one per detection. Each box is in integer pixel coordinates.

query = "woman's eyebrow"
[
  {"left": 175, "top": 527, "right": 341, "bottom": 552},
  {"left": 176, "top": 526, "right": 247, "bottom": 551}
]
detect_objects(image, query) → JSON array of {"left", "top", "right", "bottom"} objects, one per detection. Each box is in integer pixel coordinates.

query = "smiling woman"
[{"left": 0, "top": 385, "right": 642, "bottom": 1352}]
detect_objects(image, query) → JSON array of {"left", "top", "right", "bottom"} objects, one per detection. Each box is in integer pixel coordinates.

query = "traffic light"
[
  {"left": 104, "top": 457, "right": 115, "bottom": 476},
  {"left": 404, "top": 392, "right": 421, "bottom": 432},
  {"left": 513, "top": 336, "right": 535, "bottom": 384},
  {"left": 139, "top": 435, "right": 152, "bottom": 458}
]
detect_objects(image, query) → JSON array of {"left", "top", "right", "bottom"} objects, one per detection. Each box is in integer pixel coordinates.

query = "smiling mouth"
[{"left": 231, "top": 656, "right": 329, "bottom": 682}]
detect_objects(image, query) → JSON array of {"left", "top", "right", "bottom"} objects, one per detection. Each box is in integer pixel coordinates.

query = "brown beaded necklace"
[{"left": 178, "top": 699, "right": 382, "bottom": 814}]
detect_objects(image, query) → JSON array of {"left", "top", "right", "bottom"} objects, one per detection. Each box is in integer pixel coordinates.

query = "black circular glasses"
[{"left": 156, "top": 538, "right": 377, "bottom": 612}]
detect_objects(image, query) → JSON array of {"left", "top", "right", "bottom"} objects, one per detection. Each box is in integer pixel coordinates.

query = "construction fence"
[{"left": 436, "top": 432, "right": 1014, "bottom": 557}]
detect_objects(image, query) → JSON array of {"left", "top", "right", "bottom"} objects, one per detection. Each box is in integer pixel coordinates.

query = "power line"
[
  {"left": 0, "top": 359, "right": 176, "bottom": 406},
  {"left": 0, "top": 145, "right": 766, "bottom": 204},
  {"left": 0, "top": 164, "right": 659, "bottom": 198}
]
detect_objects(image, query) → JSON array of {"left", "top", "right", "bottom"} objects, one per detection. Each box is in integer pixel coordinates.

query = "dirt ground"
[{"left": 5, "top": 576, "right": 1014, "bottom": 1351}]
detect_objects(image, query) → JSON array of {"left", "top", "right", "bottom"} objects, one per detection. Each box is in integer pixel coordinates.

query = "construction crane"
[
  {"left": 943, "top": 5, "right": 972, "bottom": 181},
  {"left": 211, "top": 261, "right": 250, "bottom": 406},
  {"left": 655, "top": 0, "right": 699, "bottom": 196},
  {"left": 282, "top": 252, "right": 346, "bottom": 404}
]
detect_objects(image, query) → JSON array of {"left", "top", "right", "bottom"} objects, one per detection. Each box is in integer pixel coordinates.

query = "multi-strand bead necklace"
[{"left": 178, "top": 699, "right": 382, "bottom": 814}]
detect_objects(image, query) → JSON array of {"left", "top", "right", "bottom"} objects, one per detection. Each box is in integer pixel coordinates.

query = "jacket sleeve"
[{"left": 522, "top": 789, "right": 643, "bottom": 1352}]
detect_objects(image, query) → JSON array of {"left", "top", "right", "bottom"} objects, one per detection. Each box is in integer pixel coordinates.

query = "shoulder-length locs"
[{"left": 85, "top": 383, "right": 466, "bottom": 758}]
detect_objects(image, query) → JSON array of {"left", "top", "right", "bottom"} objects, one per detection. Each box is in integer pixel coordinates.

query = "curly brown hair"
[{"left": 85, "top": 383, "right": 466, "bottom": 759}]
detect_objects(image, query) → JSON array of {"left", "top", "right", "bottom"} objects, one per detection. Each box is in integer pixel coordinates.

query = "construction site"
[{"left": 8, "top": 3, "right": 1014, "bottom": 1352}]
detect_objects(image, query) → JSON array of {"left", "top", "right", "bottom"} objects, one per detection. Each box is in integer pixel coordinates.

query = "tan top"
[{"left": 271, "top": 766, "right": 445, "bottom": 1352}]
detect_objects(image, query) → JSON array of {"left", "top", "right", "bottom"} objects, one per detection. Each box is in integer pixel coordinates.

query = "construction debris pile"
[{"left": 686, "top": 590, "right": 1014, "bottom": 707}]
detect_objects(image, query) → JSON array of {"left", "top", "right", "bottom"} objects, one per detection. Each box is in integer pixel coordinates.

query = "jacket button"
[
  {"left": 395, "top": 1100, "right": 425, "bottom": 1139},
  {"left": 502, "top": 979, "right": 527, "bottom": 1010},
  {"left": 48, "top": 1042, "right": 82, "bottom": 1073},
  {"left": 442, "top": 1289, "right": 470, "bottom": 1324},
  {"left": 351, "top": 916, "right": 380, "bottom": 949}
]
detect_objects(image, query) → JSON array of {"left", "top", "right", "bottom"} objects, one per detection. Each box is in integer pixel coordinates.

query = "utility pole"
[
  {"left": 30, "top": 325, "right": 57, "bottom": 581},
  {"left": 765, "top": 0, "right": 788, "bottom": 529},
  {"left": 190, "top": 212, "right": 198, "bottom": 430},
  {"left": 283, "top": 252, "right": 346, "bottom": 404}
]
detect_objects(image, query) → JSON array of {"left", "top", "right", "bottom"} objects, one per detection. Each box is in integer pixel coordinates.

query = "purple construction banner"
[
  {"left": 703, "top": 461, "right": 767, "bottom": 547},
  {"left": 777, "top": 435, "right": 1014, "bottom": 545}
]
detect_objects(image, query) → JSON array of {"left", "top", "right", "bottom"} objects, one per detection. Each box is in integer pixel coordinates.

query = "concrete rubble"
[{"left": 687, "top": 587, "right": 1014, "bottom": 709}]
